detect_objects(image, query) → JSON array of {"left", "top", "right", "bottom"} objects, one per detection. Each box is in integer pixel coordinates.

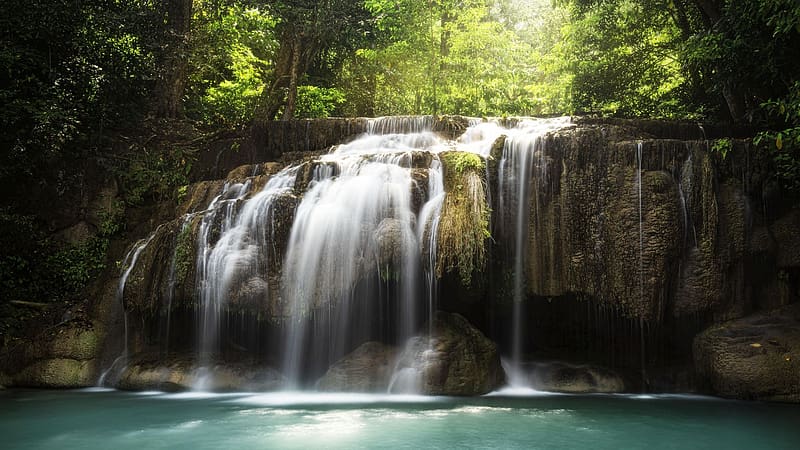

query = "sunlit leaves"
[{"left": 342, "top": 0, "right": 570, "bottom": 116}]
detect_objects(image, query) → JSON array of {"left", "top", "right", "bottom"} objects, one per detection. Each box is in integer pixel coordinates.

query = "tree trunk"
[
  {"left": 692, "top": 0, "right": 721, "bottom": 26},
  {"left": 669, "top": 0, "right": 693, "bottom": 39},
  {"left": 282, "top": 36, "right": 302, "bottom": 121},
  {"left": 722, "top": 81, "right": 747, "bottom": 123},
  {"left": 155, "top": 0, "right": 193, "bottom": 119}
]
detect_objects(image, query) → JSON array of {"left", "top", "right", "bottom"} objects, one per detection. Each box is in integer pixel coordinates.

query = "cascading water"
[
  {"left": 108, "top": 115, "right": 572, "bottom": 392},
  {"left": 98, "top": 234, "right": 156, "bottom": 386},
  {"left": 193, "top": 170, "right": 297, "bottom": 388},
  {"left": 494, "top": 118, "right": 572, "bottom": 386},
  {"left": 281, "top": 116, "right": 447, "bottom": 386}
]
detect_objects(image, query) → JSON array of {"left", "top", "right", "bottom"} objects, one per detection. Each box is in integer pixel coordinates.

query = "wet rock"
[
  {"left": 530, "top": 362, "right": 625, "bottom": 393},
  {"left": 436, "top": 152, "right": 489, "bottom": 286},
  {"left": 3, "top": 321, "right": 101, "bottom": 388},
  {"left": 177, "top": 180, "right": 225, "bottom": 216},
  {"left": 392, "top": 312, "right": 504, "bottom": 395},
  {"left": 373, "top": 218, "right": 413, "bottom": 270},
  {"left": 410, "top": 168, "right": 430, "bottom": 214},
  {"left": 294, "top": 160, "right": 339, "bottom": 194},
  {"left": 693, "top": 303, "right": 800, "bottom": 402},
  {"left": 433, "top": 115, "right": 471, "bottom": 139},
  {"left": 773, "top": 209, "right": 800, "bottom": 268},
  {"left": 118, "top": 355, "right": 285, "bottom": 392},
  {"left": 13, "top": 358, "right": 97, "bottom": 388},
  {"left": 316, "top": 342, "right": 398, "bottom": 392},
  {"left": 122, "top": 219, "right": 186, "bottom": 316},
  {"left": 0, "top": 372, "right": 12, "bottom": 389}
]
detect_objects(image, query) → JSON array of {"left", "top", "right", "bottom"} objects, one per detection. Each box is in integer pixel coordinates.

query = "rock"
[
  {"left": 373, "top": 218, "right": 414, "bottom": 270},
  {"left": 21, "top": 326, "right": 100, "bottom": 362},
  {"left": 13, "top": 358, "right": 97, "bottom": 388},
  {"left": 693, "top": 303, "right": 800, "bottom": 402},
  {"left": 529, "top": 362, "right": 625, "bottom": 393},
  {"left": 177, "top": 180, "right": 225, "bottom": 216},
  {"left": 0, "top": 372, "right": 10, "bottom": 389},
  {"left": 2, "top": 320, "right": 101, "bottom": 388},
  {"left": 118, "top": 355, "right": 285, "bottom": 392},
  {"left": 392, "top": 312, "right": 504, "bottom": 395},
  {"left": 56, "top": 221, "right": 92, "bottom": 245},
  {"left": 316, "top": 342, "right": 398, "bottom": 392}
]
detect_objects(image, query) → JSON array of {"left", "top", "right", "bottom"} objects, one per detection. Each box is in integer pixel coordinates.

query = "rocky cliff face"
[
  {"left": 2, "top": 116, "right": 796, "bottom": 401},
  {"left": 516, "top": 128, "right": 773, "bottom": 323}
]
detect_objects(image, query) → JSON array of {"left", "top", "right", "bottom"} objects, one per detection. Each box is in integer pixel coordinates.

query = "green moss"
[
  {"left": 174, "top": 219, "right": 197, "bottom": 285},
  {"left": 440, "top": 151, "right": 484, "bottom": 177},
  {"left": 436, "top": 152, "right": 491, "bottom": 285}
]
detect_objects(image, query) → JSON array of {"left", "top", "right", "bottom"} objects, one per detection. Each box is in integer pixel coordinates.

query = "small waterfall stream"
[
  {"left": 98, "top": 234, "right": 156, "bottom": 386},
  {"left": 495, "top": 118, "right": 572, "bottom": 385}
]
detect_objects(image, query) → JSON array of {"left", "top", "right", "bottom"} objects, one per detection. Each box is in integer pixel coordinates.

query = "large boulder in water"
[
  {"left": 316, "top": 342, "right": 398, "bottom": 392},
  {"left": 392, "top": 312, "right": 504, "bottom": 395},
  {"left": 693, "top": 303, "right": 800, "bottom": 402},
  {"left": 529, "top": 362, "right": 625, "bottom": 393}
]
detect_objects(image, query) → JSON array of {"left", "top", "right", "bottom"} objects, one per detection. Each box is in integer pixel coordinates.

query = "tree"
[
  {"left": 256, "top": 0, "right": 374, "bottom": 120},
  {"left": 338, "top": 0, "right": 570, "bottom": 117},
  {"left": 155, "top": 0, "right": 195, "bottom": 118}
]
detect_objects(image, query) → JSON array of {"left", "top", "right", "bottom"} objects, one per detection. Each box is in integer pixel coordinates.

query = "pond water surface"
[{"left": 1, "top": 389, "right": 798, "bottom": 449}]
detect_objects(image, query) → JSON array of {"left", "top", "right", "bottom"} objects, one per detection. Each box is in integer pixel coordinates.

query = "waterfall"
[
  {"left": 495, "top": 118, "right": 571, "bottom": 386},
  {"left": 116, "top": 115, "right": 570, "bottom": 392},
  {"left": 98, "top": 233, "right": 156, "bottom": 386},
  {"left": 192, "top": 169, "right": 298, "bottom": 389},
  {"left": 280, "top": 118, "right": 446, "bottom": 385}
]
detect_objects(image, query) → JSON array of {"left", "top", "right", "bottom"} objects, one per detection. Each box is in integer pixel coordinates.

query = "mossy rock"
[
  {"left": 393, "top": 312, "right": 504, "bottom": 395},
  {"left": 13, "top": 358, "right": 97, "bottom": 388},
  {"left": 436, "top": 151, "right": 490, "bottom": 285},
  {"left": 0, "top": 372, "right": 11, "bottom": 388},
  {"left": 117, "top": 355, "right": 285, "bottom": 392},
  {"left": 316, "top": 342, "right": 398, "bottom": 392},
  {"left": 693, "top": 303, "right": 800, "bottom": 402},
  {"left": 530, "top": 362, "right": 625, "bottom": 393}
]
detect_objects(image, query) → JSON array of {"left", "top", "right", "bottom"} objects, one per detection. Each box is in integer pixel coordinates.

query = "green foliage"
[
  {"left": 115, "top": 144, "right": 195, "bottom": 206},
  {"left": 45, "top": 237, "right": 109, "bottom": 297},
  {"left": 340, "top": 0, "right": 571, "bottom": 116},
  {"left": 294, "top": 86, "right": 346, "bottom": 118},
  {"left": 97, "top": 200, "right": 126, "bottom": 237},
  {"left": 0, "top": 0, "right": 158, "bottom": 198},
  {"left": 711, "top": 138, "right": 733, "bottom": 160},
  {"left": 559, "top": 0, "right": 691, "bottom": 117},
  {"left": 755, "top": 81, "right": 800, "bottom": 194},
  {"left": 200, "top": 45, "right": 266, "bottom": 126},
  {"left": 187, "top": 4, "right": 277, "bottom": 126},
  {"left": 0, "top": 211, "right": 108, "bottom": 336}
]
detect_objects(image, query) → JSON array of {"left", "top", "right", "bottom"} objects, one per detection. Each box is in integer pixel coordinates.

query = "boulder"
[
  {"left": 316, "top": 342, "right": 398, "bottom": 392},
  {"left": 0, "top": 372, "right": 12, "bottom": 389},
  {"left": 530, "top": 362, "right": 625, "bottom": 393},
  {"left": 693, "top": 303, "right": 800, "bottom": 402},
  {"left": 13, "top": 358, "right": 97, "bottom": 388},
  {"left": 392, "top": 312, "right": 504, "bottom": 395},
  {"left": 117, "top": 355, "right": 285, "bottom": 392},
  {"left": 3, "top": 320, "right": 101, "bottom": 388},
  {"left": 373, "top": 218, "right": 413, "bottom": 270}
]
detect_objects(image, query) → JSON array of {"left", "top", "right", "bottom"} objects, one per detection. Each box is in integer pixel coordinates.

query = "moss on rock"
[
  {"left": 13, "top": 358, "right": 97, "bottom": 388},
  {"left": 436, "top": 151, "right": 490, "bottom": 285}
]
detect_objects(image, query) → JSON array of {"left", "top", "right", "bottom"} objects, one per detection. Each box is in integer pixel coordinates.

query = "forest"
[{"left": 1, "top": 0, "right": 799, "bottom": 336}]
